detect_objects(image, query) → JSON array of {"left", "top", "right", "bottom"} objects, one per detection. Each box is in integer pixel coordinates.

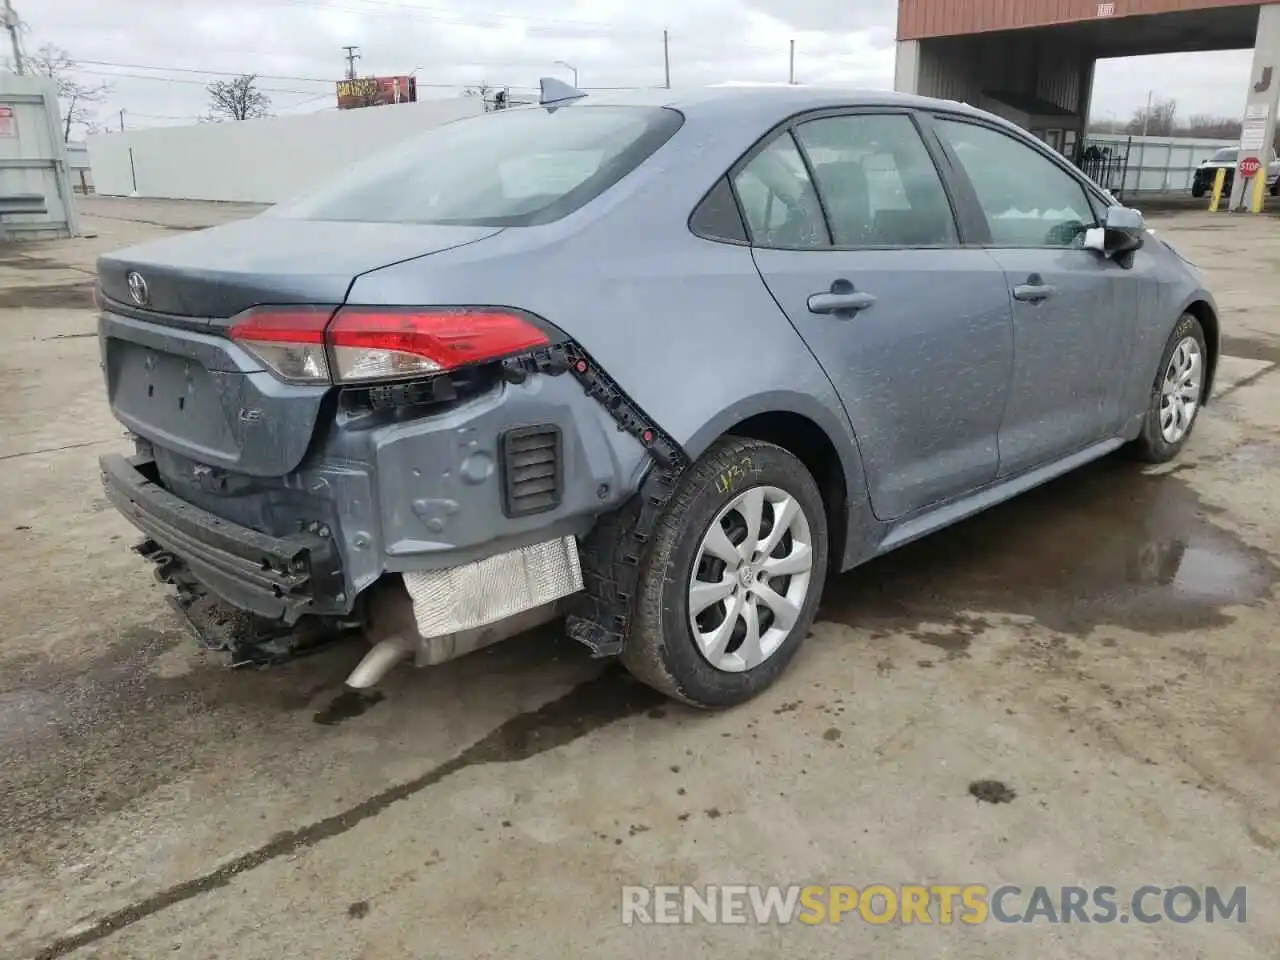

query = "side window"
[
  {"left": 793, "top": 113, "right": 957, "bottom": 247},
  {"left": 934, "top": 118, "right": 1097, "bottom": 249},
  {"left": 690, "top": 176, "right": 748, "bottom": 243},
  {"left": 732, "top": 133, "right": 827, "bottom": 248}
]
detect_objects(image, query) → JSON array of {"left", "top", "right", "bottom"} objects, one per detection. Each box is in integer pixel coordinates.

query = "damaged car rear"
[{"left": 98, "top": 91, "right": 687, "bottom": 688}]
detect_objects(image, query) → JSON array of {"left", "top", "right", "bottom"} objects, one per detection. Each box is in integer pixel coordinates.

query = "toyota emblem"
[{"left": 127, "top": 271, "right": 149, "bottom": 306}]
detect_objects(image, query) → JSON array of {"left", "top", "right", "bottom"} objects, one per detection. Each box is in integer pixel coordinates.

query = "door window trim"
[
  {"left": 918, "top": 111, "right": 1109, "bottom": 250},
  {"left": 691, "top": 106, "right": 971, "bottom": 252}
]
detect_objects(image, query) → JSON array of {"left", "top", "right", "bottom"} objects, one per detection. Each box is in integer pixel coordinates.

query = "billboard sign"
[{"left": 336, "top": 75, "right": 418, "bottom": 109}]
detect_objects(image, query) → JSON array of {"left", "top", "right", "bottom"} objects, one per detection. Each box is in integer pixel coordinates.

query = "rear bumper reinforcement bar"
[{"left": 100, "top": 453, "right": 343, "bottom": 622}]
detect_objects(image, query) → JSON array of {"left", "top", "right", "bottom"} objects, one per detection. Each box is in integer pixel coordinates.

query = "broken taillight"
[
  {"left": 228, "top": 306, "right": 550, "bottom": 385},
  {"left": 227, "top": 307, "right": 332, "bottom": 383}
]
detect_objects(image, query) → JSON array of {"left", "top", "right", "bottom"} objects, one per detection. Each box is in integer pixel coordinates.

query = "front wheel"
[
  {"left": 621, "top": 437, "right": 828, "bottom": 708},
  {"left": 1131, "top": 313, "right": 1207, "bottom": 462}
]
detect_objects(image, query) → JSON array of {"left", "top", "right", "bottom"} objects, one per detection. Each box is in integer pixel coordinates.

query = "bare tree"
[
  {"left": 1126, "top": 97, "right": 1178, "bottom": 137},
  {"left": 206, "top": 74, "right": 271, "bottom": 121},
  {"left": 1184, "top": 114, "right": 1242, "bottom": 139},
  {"left": 463, "top": 82, "right": 494, "bottom": 111},
  {"left": 25, "top": 44, "right": 109, "bottom": 141}
]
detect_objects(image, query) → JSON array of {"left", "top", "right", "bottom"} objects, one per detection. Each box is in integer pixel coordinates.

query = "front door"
[
  {"left": 930, "top": 115, "right": 1131, "bottom": 476},
  {"left": 734, "top": 112, "right": 1014, "bottom": 521}
]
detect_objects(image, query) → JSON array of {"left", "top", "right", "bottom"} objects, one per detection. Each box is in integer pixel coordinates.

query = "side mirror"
[{"left": 1084, "top": 205, "right": 1145, "bottom": 259}]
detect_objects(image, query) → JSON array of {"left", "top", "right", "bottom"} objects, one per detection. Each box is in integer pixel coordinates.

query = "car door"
[
  {"left": 739, "top": 110, "right": 1014, "bottom": 521},
  {"left": 928, "top": 115, "right": 1133, "bottom": 477}
]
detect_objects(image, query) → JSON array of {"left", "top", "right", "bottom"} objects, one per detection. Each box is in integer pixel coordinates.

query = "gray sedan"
[{"left": 96, "top": 81, "right": 1218, "bottom": 708}]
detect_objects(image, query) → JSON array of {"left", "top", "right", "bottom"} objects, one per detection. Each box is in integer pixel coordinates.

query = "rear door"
[
  {"left": 741, "top": 110, "right": 1014, "bottom": 521},
  {"left": 927, "top": 115, "right": 1133, "bottom": 477}
]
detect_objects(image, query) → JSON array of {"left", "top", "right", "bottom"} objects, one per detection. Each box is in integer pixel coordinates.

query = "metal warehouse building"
[{"left": 894, "top": 0, "right": 1280, "bottom": 209}]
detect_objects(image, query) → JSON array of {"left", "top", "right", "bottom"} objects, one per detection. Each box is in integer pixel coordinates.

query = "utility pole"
[
  {"left": 789, "top": 39, "right": 796, "bottom": 84},
  {"left": 118, "top": 108, "right": 125, "bottom": 132},
  {"left": 663, "top": 29, "right": 670, "bottom": 89},
  {"left": 342, "top": 45, "right": 361, "bottom": 80},
  {"left": 3, "top": 0, "right": 22, "bottom": 75}
]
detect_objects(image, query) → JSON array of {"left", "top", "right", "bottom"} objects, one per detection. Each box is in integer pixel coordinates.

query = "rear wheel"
[
  {"left": 1131, "top": 313, "right": 1207, "bottom": 462},
  {"left": 621, "top": 437, "right": 828, "bottom": 708},
  {"left": 1191, "top": 183, "right": 1207, "bottom": 198}
]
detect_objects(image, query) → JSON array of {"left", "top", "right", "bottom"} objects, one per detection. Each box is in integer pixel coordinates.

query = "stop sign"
[{"left": 1240, "top": 155, "right": 1263, "bottom": 178}]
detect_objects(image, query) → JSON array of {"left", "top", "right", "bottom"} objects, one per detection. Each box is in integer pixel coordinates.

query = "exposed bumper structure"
[{"left": 100, "top": 454, "right": 344, "bottom": 622}]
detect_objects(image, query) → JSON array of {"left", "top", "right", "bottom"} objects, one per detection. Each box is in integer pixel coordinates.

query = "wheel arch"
[{"left": 682, "top": 393, "right": 878, "bottom": 573}]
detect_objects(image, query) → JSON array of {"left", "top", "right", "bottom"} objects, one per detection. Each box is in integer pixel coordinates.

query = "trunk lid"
[
  {"left": 98, "top": 217, "right": 502, "bottom": 320},
  {"left": 98, "top": 217, "right": 502, "bottom": 477}
]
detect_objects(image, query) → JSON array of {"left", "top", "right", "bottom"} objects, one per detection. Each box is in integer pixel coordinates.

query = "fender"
[{"left": 682, "top": 388, "right": 882, "bottom": 571}]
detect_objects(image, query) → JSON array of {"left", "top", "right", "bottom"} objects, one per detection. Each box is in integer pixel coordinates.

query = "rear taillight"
[
  {"left": 228, "top": 306, "right": 549, "bottom": 385},
  {"left": 228, "top": 307, "right": 332, "bottom": 383},
  {"left": 328, "top": 308, "right": 549, "bottom": 383}
]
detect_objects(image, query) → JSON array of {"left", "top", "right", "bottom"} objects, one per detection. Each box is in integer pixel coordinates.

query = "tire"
[
  {"left": 1131, "top": 313, "right": 1207, "bottom": 463},
  {"left": 1191, "top": 183, "right": 1206, "bottom": 198},
  {"left": 620, "top": 437, "right": 829, "bottom": 708}
]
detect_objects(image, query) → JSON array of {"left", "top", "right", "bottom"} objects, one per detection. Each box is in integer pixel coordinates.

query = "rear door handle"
[
  {"left": 807, "top": 285, "right": 877, "bottom": 317},
  {"left": 1012, "top": 274, "right": 1056, "bottom": 303}
]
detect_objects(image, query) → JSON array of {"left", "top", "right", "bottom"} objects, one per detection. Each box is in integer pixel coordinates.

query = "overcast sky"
[{"left": 22, "top": 0, "right": 1257, "bottom": 133}]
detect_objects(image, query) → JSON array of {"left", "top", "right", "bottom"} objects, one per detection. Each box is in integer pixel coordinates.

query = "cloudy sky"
[{"left": 22, "top": 0, "right": 1256, "bottom": 133}]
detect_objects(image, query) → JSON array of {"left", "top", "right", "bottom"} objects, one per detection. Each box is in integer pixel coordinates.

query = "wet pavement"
[{"left": 2, "top": 198, "right": 1280, "bottom": 960}]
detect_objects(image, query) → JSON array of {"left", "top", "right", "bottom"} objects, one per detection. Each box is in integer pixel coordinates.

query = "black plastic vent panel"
[{"left": 500, "top": 425, "right": 562, "bottom": 518}]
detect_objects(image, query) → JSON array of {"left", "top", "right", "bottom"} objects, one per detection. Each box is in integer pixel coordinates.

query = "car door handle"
[
  {"left": 807, "top": 289, "right": 877, "bottom": 317},
  {"left": 1012, "top": 274, "right": 1057, "bottom": 303}
]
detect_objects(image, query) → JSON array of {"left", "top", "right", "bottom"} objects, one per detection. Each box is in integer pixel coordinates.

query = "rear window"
[{"left": 272, "top": 105, "right": 683, "bottom": 227}]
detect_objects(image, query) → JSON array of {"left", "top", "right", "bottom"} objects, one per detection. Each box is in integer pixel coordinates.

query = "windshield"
[
  {"left": 272, "top": 105, "right": 683, "bottom": 227},
  {"left": 1210, "top": 149, "right": 1238, "bottom": 163}
]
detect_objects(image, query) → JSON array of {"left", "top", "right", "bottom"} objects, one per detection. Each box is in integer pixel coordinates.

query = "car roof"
[{"left": 548, "top": 84, "right": 998, "bottom": 126}]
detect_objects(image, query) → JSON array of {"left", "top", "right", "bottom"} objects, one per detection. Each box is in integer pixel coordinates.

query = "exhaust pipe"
[
  {"left": 345, "top": 633, "right": 415, "bottom": 688},
  {"left": 344, "top": 577, "right": 563, "bottom": 688}
]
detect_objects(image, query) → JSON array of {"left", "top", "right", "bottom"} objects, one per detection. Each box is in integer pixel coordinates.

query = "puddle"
[
  {"left": 820, "top": 456, "right": 1275, "bottom": 637},
  {"left": 0, "top": 624, "right": 361, "bottom": 847},
  {"left": 1220, "top": 334, "right": 1280, "bottom": 366},
  {"left": 969, "top": 780, "right": 1016, "bottom": 804},
  {"left": 0, "top": 612, "right": 615, "bottom": 865},
  {"left": 0, "top": 280, "right": 95, "bottom": 309},
  {"left": 313, "top": 690, "right": 385, "bottom": 726}
]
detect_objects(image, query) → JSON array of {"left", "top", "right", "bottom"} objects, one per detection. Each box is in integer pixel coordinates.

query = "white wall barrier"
[{"left": 87, "top": 97, "right": 485, "bottom": 204}]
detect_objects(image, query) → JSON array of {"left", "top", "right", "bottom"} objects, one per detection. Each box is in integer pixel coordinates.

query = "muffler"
[{"left": 345, "top": 568, "right": 576, "bottom": 686}]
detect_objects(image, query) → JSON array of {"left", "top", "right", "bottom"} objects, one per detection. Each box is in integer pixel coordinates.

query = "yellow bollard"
[
  {"left": 1209, "top": 167, "right": 1227, "bottom": 212},
  {"left": 1250, "top": 168, "right": 1268, "bottom": 213}
]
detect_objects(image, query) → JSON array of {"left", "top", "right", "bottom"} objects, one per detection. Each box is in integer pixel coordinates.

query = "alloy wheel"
[
  {"left": 1159, "top": 336, "right": 1203, "bottom": 444},
  {"left": 687, "top": 485, "right": 815, "bottom": 673}
]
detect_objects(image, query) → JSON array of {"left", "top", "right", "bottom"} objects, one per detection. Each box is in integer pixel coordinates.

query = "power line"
[
  {"left": 69, "top": 68, "right": 324, "bottom": 96},
  {"left": 70, "top": 58, "right": 518, "bottom": 90},
  {"left": 76, "top": 58, "right": 335, "bottom": 84}
]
